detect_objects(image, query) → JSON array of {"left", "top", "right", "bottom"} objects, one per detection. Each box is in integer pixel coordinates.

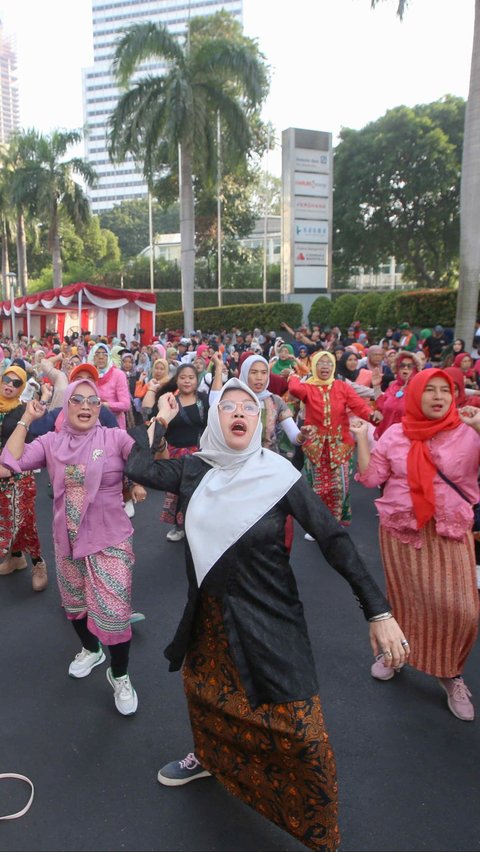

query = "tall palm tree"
[
  {"left": 108, "top": 14, "right": 268, "bottom": 332},
  {"left": 372, "top": 0, "right": 480, "bottom": 344},
  {"left": 0, "top": 146, "right": 13, "bottom": 300},
  {"left": 30, "top": 130, "right": 96, "bottom": 288}
]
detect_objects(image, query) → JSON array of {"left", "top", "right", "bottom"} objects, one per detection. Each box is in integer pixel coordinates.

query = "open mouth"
[
  {"left": 78, "top": 412, "right": 92, "bottom": 422},
  {"left": 231, "top": 421, "right": 247, "bottom": 434}
]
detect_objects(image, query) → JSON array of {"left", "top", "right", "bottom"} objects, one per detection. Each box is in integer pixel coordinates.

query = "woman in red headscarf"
[
  {"left": 351, "top": 369, "right": 480, "bottom": 722},
  {"left": 373, "top": 351, "right": 419, "bottom": 439},
  {"left": 444, "top": 367, "right": 480, "bottom": 409}
]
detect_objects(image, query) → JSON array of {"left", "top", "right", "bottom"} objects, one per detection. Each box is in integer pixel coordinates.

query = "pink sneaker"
[
  {"left": 438, "top": 677, "right": 474, "bottom": 722},
  {"left": 371, "top": 654, "right": 396, "bottom": 681}
]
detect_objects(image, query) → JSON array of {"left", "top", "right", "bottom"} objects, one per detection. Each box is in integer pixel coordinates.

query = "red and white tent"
[{"left": 0, "top": 282, "right": 157, "bottom": 344}]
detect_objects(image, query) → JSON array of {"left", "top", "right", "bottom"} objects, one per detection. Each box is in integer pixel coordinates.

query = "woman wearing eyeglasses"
[
  {"left": 0, "top": 380, "right": 145, "bottom": 717},
  {"left": 373, "top": 352, "right": 419, "bottom": 440},
  {"left": 124, "top": 378, "right": 407, "bottom": 851},
  {"left": 0, "top": 366, "right": 47, "bottom": 591}
]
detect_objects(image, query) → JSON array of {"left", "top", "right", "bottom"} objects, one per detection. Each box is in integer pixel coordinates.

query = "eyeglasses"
[
  {"left": 2, "top": 375, "right": 23, "bottom": 388},
  {"left": 398, "top": 362, "right": 415, "bottom": 370},
  {"left": 68, "top": 394, "right": 101, "bottom": 408},
  {"left": 218, "top": 400, "right": 260, "bottom": 416}
]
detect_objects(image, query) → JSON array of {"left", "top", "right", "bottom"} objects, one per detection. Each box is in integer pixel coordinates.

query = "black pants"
[{"left": 72, "top": 617, "right": 130, "bottom": 678}]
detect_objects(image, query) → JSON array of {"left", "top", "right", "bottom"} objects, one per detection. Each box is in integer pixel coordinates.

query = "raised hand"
[{"left": 156, "top": 392, "right": 179, "bottom": 423}]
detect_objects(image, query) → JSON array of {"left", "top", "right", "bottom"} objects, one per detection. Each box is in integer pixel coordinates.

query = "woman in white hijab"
[{"left": 126, "top": 378, "right": 407, "bottom": 852}]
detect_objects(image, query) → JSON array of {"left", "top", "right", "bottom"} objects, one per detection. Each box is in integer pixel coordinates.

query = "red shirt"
[{"left": 289, "top": 376, "right": 372, "bottom": 446}]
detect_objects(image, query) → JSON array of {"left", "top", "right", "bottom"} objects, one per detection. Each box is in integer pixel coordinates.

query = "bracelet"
[
  {"left": 16, "top": 420, "right": 29, "bottom": 432},
  {"left": 368, "top": 611, "right": 393, "bottom": 622},
  {"left": 156, "top": 416, "right": 168, "bottom": 429},
  {"left": 296, "top": 433, "right": 305, "bottom": 445}
]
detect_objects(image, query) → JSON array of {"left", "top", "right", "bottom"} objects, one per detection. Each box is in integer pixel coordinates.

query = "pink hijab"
[{"left": 49, "top": 380, "right": 108, "bottom": 533}]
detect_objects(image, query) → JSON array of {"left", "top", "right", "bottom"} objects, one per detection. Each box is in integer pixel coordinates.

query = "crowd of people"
[{"left": 1, "top": 315, "right": 479, "bottom": 850}]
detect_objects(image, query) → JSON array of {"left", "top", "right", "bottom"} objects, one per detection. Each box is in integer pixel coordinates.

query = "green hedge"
[
  {"left": 393, "top": 289, "right": 457, "bottom": 328},
  {"left": 308, "top": 296, "right": 333, "bottom": 326},
  {"left": 354, "top": 292, "right": 384, "bottom": 328},
  {"left": 330, "top": 294, "right": 362, "bottom": 328},
  {"left": 156, "top": 301, "right": 303, "bottom": 333}
]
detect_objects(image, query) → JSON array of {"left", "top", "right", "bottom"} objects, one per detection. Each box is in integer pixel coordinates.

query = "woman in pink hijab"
[{"left": 0, "top": 380, "right": 146, "bottom": 717}]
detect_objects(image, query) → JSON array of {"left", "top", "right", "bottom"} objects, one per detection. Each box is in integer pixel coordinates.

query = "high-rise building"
[
  {"left": 0, "top": 21, "right": 19, "bottom": 143},
  {"left": 83, "top": 0, "right": 243, "bottom": 213}
]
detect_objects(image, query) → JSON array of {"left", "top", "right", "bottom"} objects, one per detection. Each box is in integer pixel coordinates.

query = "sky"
[{"left": 0, "top": 0, "right": 475, "bottom": 174}]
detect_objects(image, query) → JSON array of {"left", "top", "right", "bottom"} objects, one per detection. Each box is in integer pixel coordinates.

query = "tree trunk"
[
  {"left": 51, "top": 208, "right": 63, "bottom": 288},
  {"left": 1, "top": 218, "right": 9, "bottom": 302},
  {"left": 179, "top": 143, "right": 195, "bottom": 333},
  {"left": 455, "top": 0, "right": 480, "bottom": 344},
  {"left": 16, "top": 210, "right": 28, "bottom": 296}
]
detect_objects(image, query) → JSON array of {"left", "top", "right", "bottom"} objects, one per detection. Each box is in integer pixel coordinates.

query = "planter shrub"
[{"left": 308, "top": 296, "right": 333, "bottom": 327}]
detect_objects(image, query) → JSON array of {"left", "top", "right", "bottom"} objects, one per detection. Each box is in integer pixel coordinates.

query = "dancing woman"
[
  {"left": 125, "top": 379, "right": 407, "bottom": 852},
  {"left": 352, "top": 369, "right": 480, "bottom": 721}
]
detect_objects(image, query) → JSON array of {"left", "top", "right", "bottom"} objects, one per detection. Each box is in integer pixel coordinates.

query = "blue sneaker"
[{"left": 157, "top": 752, "right": 211, "bottom": 786}]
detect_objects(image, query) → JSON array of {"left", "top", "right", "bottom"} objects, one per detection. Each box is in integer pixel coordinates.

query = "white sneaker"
[
  {"left": 304, "top": 533, "right": 315, "bottom": 541},
  {"left": 69, "top": 646, "right": 106, "bottom": 678},
  {"left": 106, "top": 667, "right": 138, "bottom": 716},
  {"left": 166, "top": 528, "right": 185, "bottom": 542}
]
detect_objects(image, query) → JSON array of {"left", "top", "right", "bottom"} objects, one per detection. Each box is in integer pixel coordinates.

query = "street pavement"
[{"left": 1, "top": 470, "right": 479, "bottom": 851}]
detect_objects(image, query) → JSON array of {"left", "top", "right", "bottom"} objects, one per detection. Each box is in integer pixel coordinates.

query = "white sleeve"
[{"left": 281, "top": 417, "right": 301, "bottom": 442}]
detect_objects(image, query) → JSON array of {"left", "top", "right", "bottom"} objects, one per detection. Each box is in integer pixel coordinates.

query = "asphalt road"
[{"left": 1, "top": 470, "right": 479, "bottom": 852}]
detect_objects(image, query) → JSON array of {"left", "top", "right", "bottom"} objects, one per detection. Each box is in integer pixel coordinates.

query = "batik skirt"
[
  {"left": 304, "top": 443, "right": 354, "bottom": 526},
  {"left": 183, "top": 595, "right": 340, "bottom": 852},
  {"left": 160, "top": 444, "right": 198, "bottom": 526},
  {"left": 0, "top": 472, "right": 42, "bottom": 561}
]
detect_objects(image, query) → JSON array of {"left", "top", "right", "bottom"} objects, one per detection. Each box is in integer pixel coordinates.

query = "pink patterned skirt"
[{"left": 55, "top": 464, "right": 133, "bottom": 645}]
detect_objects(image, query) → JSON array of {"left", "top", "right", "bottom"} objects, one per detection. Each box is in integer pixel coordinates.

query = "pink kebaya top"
[
  {"left": 355, "top": 422, "right": 480, "bottom": 548},
  {"left": 97, "top": 367, "right": 131, "bottom": 429}
]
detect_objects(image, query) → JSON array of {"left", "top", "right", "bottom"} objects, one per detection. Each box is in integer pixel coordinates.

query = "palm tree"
[
  {"left": 30, "top": 130, "right": 97, "bottom": 288},
  {"left": 0, "top": 131, "right": 40, "bottom": 297},
  {"left": 0, "top": 146, "right": 13, "bottom": 300},
  {"left": 371, "top": 0, "right": 480, "bottom": 345},
  {"left": 108, "top": 13, "right": 268, "bottom": 332}
]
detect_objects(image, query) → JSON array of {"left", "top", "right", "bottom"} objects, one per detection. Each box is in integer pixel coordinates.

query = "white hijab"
[
  {"left": 186, "top": 378, "right": 301, "bottom": 587},
  {"left": 239, "top": 354, "right": 271, "bottom": 401}
]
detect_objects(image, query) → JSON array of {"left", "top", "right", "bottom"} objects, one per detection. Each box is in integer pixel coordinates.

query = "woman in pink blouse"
[
  {"left": 88, "top": 342, "right": 131, "bottom": 429},
  {"left": 351, "top": 369, "right": 480, "bottom": 722}
]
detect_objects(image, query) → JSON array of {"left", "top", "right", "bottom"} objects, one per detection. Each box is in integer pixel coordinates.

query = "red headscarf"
[
  {"left": 401, "top": 369, "right": 461, "bottom": 529},
  {"left": 443, "top": 367, "right": 467, "bottom": 407},
  {"left": 453, "top": 352, "right": 474, "bottom": 377}
]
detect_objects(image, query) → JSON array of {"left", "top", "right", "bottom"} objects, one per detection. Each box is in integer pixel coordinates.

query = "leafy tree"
[
  {"left": 99, "top": 198, "right": 180, "bottom": 259},
  {"left": 370, "top": 0, "right": 480, "bottom": 346},
  {"left": 333, "top": 99, "right": 464, "bottom": 288},
  {"left": 108, "top": 11, "right": 268, "bottom": 332}
]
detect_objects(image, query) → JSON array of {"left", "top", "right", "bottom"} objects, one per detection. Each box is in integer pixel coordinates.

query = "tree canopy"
[{"left": 333, "top": 96, "right": 464, "bottom": 287}]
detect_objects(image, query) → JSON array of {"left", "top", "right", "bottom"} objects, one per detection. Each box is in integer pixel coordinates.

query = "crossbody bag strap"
[{"left": 436, "top": 468, "right": 470, "bottom": 504}]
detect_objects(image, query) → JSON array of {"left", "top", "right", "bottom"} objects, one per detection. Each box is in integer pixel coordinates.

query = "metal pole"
[
  {"left": 26, "top": 304, "right": 31, "bottom": 342},
  {"left": 148, "top": 192, "right": 154, "bottom": 292},
  {"left": 217, "top": 112, "right": 222, "bottom": 307},
  {"left": 263, "top": 126, "right": 271, "bottom": 303}
]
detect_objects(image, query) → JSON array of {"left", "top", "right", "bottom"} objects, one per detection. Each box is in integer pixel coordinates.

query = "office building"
[
  {"left": 0, "top": 20, "right": 19, "bottom": 143},
  {"left": 83, "top": 0, "right": 243, "bottom": 212}
]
